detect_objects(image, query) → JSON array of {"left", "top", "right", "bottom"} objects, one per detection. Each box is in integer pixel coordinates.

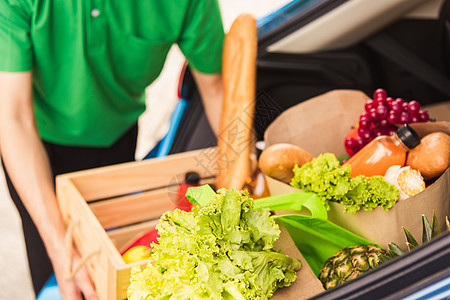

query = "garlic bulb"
[{"left": 384, "top": 165, "right": 425, "bottom": 201}]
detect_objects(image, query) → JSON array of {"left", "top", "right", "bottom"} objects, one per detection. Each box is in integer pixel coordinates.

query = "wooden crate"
[
  {"left": 56, "top": 147, "right": 324, "bottom": 300},
  {"left": 56, "top": 148, "right": 217, "bottom": 300}
]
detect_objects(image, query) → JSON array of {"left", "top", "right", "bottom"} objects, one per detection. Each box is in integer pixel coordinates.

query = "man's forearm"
[
  {"left": 190, "top": 69, "right": 223, "bottom": 136},
  {"left": 1, "top": 123, "right": 66, "bottom": 255},
  {"left": 0, "top": 71, "right": 66, "bottom": 260},
  {"left": 0, "top": 71, "right": 99, "bottom": 299}
]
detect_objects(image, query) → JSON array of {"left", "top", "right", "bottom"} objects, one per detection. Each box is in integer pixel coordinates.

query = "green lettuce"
[
  {"left": 290, "top": 153, "right": 398, "bottom": 213},
  {"left": 127, "top": 188, "right": 301, "bottom": 300}
]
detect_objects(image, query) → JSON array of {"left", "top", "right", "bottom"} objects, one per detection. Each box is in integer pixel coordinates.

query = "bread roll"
[
  {"left": 259, "top": 143, "right": 314, "bottom": 184},
  {"left": 216, "top": 14, "right": 257, "bottom": 190},
  {"left": 406, "top": 132, "right": 450, "bottom": 181}
]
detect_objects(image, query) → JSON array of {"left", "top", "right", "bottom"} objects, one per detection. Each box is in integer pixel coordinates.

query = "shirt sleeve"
[
  {"left": 0, "top": 0, "right": 32, "bottom": 71},
  {"left": 177, "top": 0, "right": 224, "bottom": 74}
]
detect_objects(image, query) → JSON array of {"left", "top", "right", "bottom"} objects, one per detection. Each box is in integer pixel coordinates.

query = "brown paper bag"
[
  {"left": 264, "top": 89, "right": 450, "bottom": 250},
  {"left": 265, "top": 89, "right": 369, "bottom": 157},
  {"left": 272, "top": 222, "right": 324, "bottom": 299}
]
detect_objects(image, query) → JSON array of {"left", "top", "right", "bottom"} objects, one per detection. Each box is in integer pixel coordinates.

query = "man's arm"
[
  {"left": 0, "top": 71, "right": 98, "bottom": 300},
  {"left": 190, "top": 69, "right": 223, "bottom": 136}
]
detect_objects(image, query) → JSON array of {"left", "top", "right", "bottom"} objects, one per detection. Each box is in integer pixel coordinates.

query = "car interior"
[
  {"left": 164, "top": 1, "right": 450, "bottom": 298},
  {"left": 170, "top": 0, "right": 449, "bottom": 152}
]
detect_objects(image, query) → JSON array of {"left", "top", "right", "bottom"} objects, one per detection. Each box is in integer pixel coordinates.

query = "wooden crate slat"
[
  {"left": 56, "top": 176, "right": 126, "bottom": 300},
  {"left": 66, "top": 148, "right": 218, "bottom": 201},
  {"left": 89, "top": 189, "right": 177, "bottom": 229},
  {"left": 88, "top": 178, "right": 216, "bottom": 230},
  {"left": 55, "top": 148, "right": 219, "bottom": 300},
  {"left": 108, "top": 220, "right": 160, "bottom": 252}
]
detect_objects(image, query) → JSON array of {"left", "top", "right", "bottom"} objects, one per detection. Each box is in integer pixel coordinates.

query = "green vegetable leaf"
[
  {"left": 128, "top": 188, "right": 301, "bottom": 299},
  {"left": 290, "top": 153, "right": 352, "bottom": 210},
  {"left": 290, "top": 153, "right": 399, "bottom": 213}
]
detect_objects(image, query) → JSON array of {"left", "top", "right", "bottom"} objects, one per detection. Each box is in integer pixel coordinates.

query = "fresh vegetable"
[
  {"left": 127, "top": 188, "right": 301, "bottom": 300},
  {"left": 259, "top": 143, "right": 314, "bottom": 183},
  {"left": 290, "top": 153, "right": 399, "bottom": 213},
  {"left": 384, "top": 165, "right": 425, "bottom": 201},
  {"left": 318, "top": 245, "right": 391, "bottom": 290},
  {"left": 406, "top": 131, "right": 450, "bottom": 181}
]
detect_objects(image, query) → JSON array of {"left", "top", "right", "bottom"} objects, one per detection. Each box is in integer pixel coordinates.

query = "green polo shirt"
[{"left": 0, "top": 0, "right": 224, "bottom": 146}]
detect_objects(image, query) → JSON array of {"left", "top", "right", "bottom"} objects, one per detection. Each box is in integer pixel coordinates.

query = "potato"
[
  {"left": 406, "top": 132, "right": 450, "bottom": 181},
  {"left": 259, "top": 143, "right": 314, "bottom": 183}
]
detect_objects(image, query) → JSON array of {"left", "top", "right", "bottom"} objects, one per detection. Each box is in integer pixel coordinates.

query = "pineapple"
[
  {"left": 388, "top": 212, "right": 449, "bottom": 256},
  {"left": 318, "top": 245, "right": 391, "bottom": 290},
  {"left": 318, "top": 212, "right": 448, "bottom": 291}
]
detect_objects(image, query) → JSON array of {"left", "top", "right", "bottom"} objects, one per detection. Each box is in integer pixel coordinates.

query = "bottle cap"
[
  {"left": 396, "top": 124, "right": 420, "bottom": 149},
  {"left": 185, "top": 171, "right": 200, "bottom": 185}
]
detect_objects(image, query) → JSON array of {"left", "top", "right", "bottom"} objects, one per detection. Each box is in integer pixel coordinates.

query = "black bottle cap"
[
  {"left": 396, "top": 124, "right": 420, "bottom": 149},
  {"left": 185, "top": 171, "right": 200, "bottom": 185}
]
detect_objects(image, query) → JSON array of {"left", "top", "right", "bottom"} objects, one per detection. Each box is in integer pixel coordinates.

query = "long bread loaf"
[{"left": 216, "top": 14, "right": 257, "bottom": 190}]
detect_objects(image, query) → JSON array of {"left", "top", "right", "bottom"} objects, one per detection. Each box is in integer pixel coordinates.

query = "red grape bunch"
[{"left": 344, "top": 88, "right": 429, "bottom": 156}]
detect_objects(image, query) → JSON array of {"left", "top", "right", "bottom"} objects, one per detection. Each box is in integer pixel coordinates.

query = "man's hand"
[
  {"left": 52, "top": 247, "right": 98, "bottom": 300},
  {"left": 0, "top": 71, "right": 98, "bottom": 300}
]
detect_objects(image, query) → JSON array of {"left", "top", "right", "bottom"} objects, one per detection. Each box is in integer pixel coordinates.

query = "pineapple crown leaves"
[
  {"left": 388, "top": 212, "right": 449, "bottom": 257},
  {"left": 379, "top": 254, "right": 392, "bottom": 264},
  {"left": 404, "top": 226, "right": 419, "bottom": 251},
  {"left": 388, "top": 242, "right": 403, "bottom": 257}
]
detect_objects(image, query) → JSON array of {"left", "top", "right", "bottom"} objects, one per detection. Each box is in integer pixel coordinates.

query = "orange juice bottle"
[{"left": 346, "top": 124, "right": 420, "bottom": 177}]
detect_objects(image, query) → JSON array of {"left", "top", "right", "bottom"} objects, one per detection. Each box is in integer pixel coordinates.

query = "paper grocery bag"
[
  {"left": 272, "top": 222, "right": 324, "bottom": 299},
  {"left": 266, "top": 169, "right": 449, "bottom": 250},
  {"left": 327, "top": 168, "right": 449, "bottom": 249},
  {"left": 265, "top": 89, "right": 369, "bottom": 157},
  {"left": 264, "top": 89, "right": 450, "bottom": 250}
]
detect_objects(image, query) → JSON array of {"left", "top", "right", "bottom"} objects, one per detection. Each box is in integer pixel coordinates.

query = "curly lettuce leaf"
[
  {"left": 290, "top": 153, "right": 398, "bottom": 213},
  {"left": 127, "top": 188, "right": 301, "bottom": 300}
]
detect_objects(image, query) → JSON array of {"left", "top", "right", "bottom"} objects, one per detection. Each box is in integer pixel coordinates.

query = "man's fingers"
[
  {"left": 74, "top": 266, "right": 99, "bottom": 300},
  {"left": 81, "top": 285, "right": 99, "bottom": 300},
  {"left": 70, "top": 249, "right": 99, "bottom": 300}
]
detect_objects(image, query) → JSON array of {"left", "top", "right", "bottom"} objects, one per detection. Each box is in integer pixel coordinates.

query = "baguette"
[{"left": 216, "top": 14, "right": 258, "bottom": 190}]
